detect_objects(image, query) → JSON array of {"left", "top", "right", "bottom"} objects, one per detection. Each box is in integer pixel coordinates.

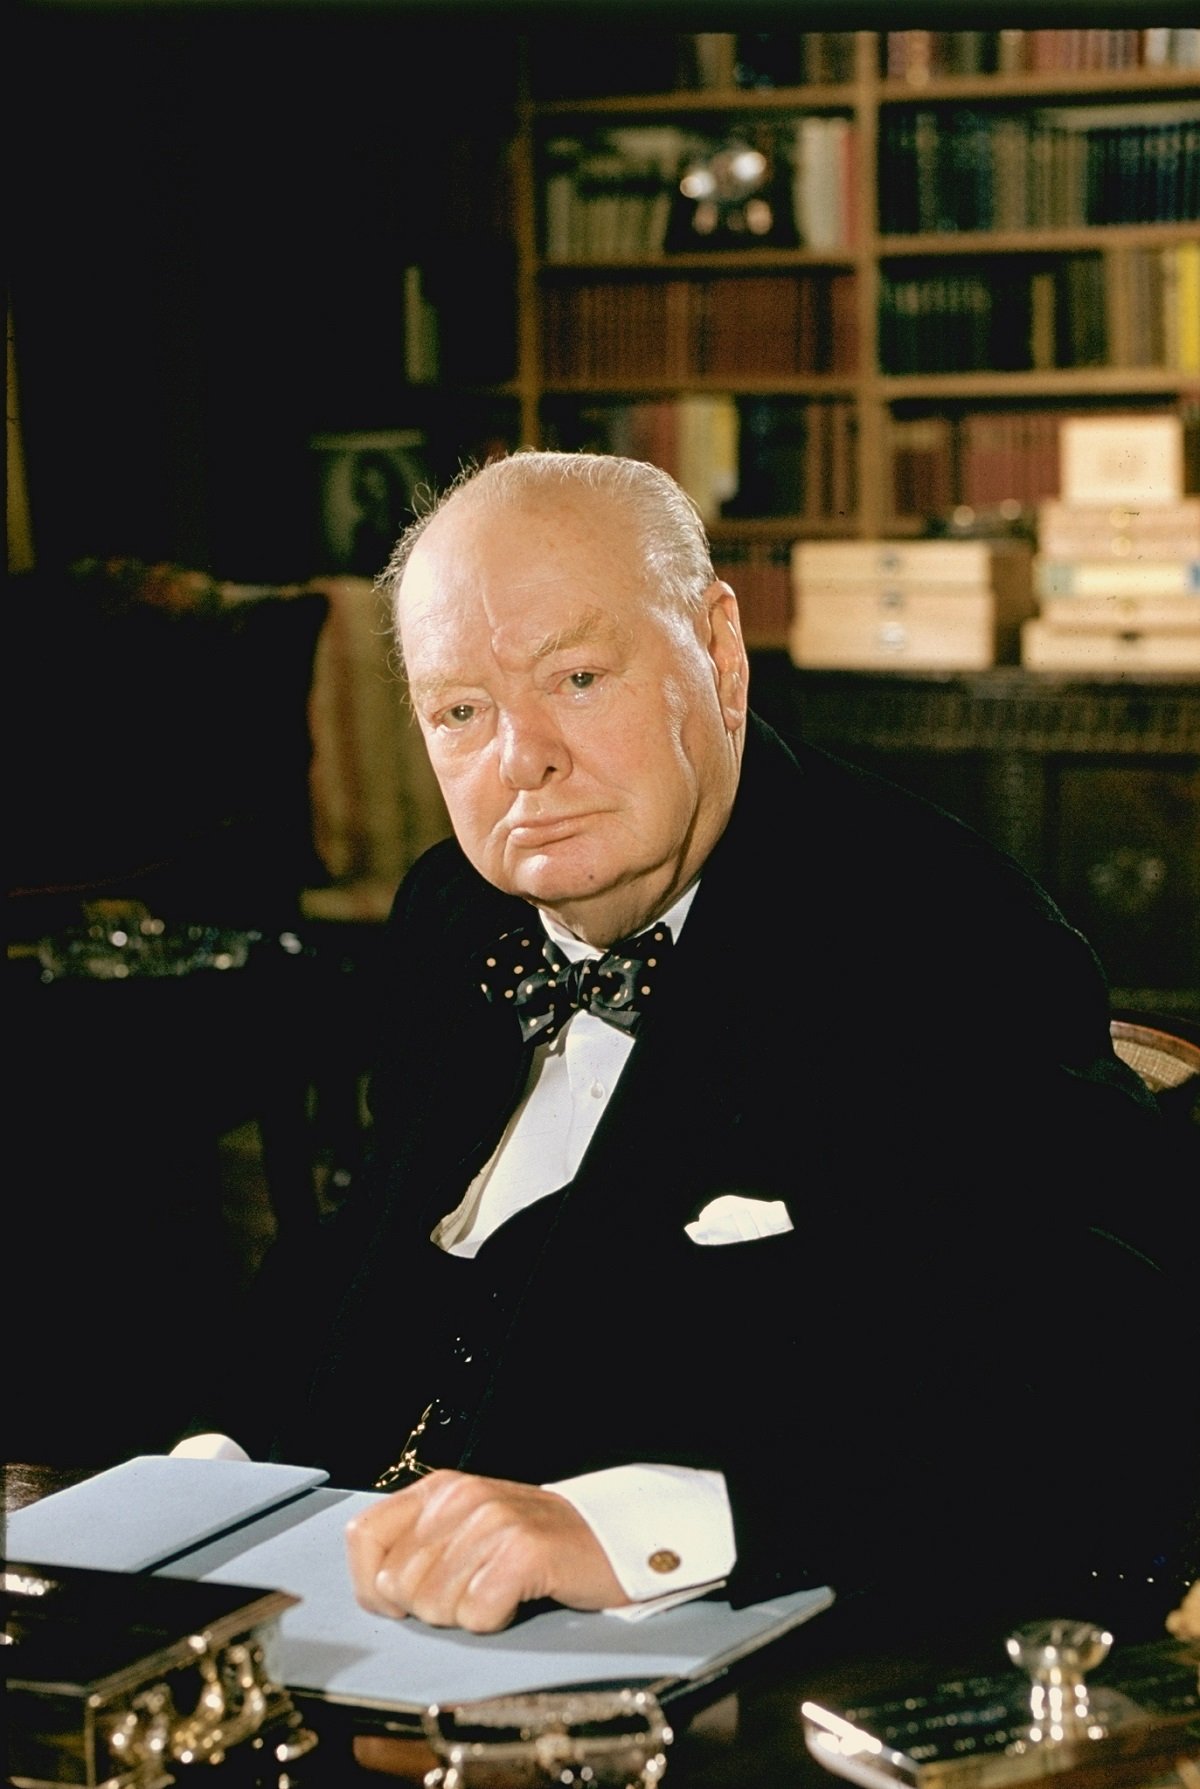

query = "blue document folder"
[{"left": 7, "top": 1457, "right": 834, "bottom": 1718}]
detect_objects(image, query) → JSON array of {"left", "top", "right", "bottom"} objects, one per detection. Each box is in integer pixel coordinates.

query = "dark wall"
[{"left": 11, "top": 8, "right": 520, "bottom": 580}]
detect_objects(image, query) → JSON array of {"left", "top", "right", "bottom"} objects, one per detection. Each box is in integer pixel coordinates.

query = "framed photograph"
[{"left": 311, "top": 430, "right": 429, "bottom": 575}]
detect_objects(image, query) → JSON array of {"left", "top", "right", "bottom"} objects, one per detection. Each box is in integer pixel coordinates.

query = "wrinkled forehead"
[
  {"left": 397, "top": 485, "right": 661, "bottom": 649},
  {"left": 406, "top": 486, "right": 651, "bottom": 599}
]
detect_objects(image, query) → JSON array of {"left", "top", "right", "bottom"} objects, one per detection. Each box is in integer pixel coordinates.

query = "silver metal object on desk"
[
  {"left": 3, "top": 1561, "right": 318, "bottom": 1789},
  {"left": 421, "top": 1686, "right": 673, "bottom": 1789},
  {"left": 801, "top": 1616, "right": 1200, "bottom": 1787}
]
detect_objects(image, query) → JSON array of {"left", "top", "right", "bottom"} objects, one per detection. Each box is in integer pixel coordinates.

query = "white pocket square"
[{"left": 684, "top": 1194, "right": 794, "bottom": 1247}]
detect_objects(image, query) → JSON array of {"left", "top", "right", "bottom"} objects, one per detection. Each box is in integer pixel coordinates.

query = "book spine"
[{"left": 1178, "top": 242, "right": 1200, "bottom": 373}]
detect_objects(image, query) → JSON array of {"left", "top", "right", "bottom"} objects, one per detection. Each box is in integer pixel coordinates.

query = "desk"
[{"left": 6, "top": 1465, "right": 1196, "bottom": 1789}]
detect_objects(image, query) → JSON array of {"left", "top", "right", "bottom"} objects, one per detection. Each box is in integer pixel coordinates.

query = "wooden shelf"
[
  {"left": 877, "top": 67, "right": 1200, "bottom": 103},
  {"left": 532, "top": 84, "right": 858, "bottom": 118},
  {"left": 878, "top": 222, "right": 1200, "bottom": 257},
  {"left": 877, "top": 368, "right": 1200, "bottom": 399},
  {"left": 708, "top": 514, "right": 863, "bottom": 541},
  {"left": 538, "top": 249, "right": 859, "bottom": 273},
  {"left": 541, "top": 375, "right": 861, "bottom": 396}
]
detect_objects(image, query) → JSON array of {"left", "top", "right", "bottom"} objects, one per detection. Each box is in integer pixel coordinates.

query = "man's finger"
[
  {"left": 373, "top": 1498, "right": 527, "bottom": 1629},
  {"left": 344, "top": 1479, "right": 438, "bottom": 1614},
  {"left": 449, "top": 1524, "right": 544, "bottom": 1632}
]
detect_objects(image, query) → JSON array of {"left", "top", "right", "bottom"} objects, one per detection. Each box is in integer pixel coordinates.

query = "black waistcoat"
[{"left": 370, "top": 1188, "right": 571, "bottom": 1487}]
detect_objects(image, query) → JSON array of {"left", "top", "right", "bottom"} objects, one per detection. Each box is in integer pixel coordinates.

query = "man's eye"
[
  {"left": 566, "top": 671, "right": 597, "bottom": 691},
  {"left": 442, "top": 703, "right": 476, "bottom": 727}
]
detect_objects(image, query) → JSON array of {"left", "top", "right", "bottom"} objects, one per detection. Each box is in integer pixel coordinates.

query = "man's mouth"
[{"left": 507, "top": 813, "right": 593, "bottom": 847}]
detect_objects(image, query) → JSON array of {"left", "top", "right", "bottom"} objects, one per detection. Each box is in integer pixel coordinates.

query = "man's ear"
[{"left": 702, "top": 581, "right": 750, "bottom": 735}]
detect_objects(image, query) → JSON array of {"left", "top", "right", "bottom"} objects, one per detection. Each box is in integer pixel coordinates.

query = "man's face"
[{"left": 398, "top": 488, "right": 748, "bottom": 945}]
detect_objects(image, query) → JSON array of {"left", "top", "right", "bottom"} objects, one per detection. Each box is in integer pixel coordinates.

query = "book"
[
  {"left": 885, "top": 29, "right": 1198, "bottom": 79},
  {"left": 792, "top": 116, "right": 854, "bottom": 250},
  {"left": 879, "top": 99, "right": 1200, "bottom": 237},
  {"left": 711, "top": 541, "right": 793, "bottom": 646},
  {"left": 7, "top": 1458, "right": 834, "bottom": 1725},
  {"left": 1178, "top": 241, "right": 1200, "bottom": 373},
  {"left": 1034, "top": 558, "right": 1200, "bottom": 597},
  {"left": 890, "top": 416, "right": 954, "bottom": 519},
  {"left": 402, "top": 266, "right": 440, "bottom": 384},
  {"left": 675, "top": 394, "right": 740, "bottom": 521}
]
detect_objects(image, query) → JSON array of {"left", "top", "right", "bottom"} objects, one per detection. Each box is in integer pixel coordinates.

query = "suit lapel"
[{"left": 534, "top": 715, "right": 810, "bottom": 1242}]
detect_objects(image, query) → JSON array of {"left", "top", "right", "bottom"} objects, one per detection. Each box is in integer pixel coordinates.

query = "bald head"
[{"left": 378, "top": 451, "right": 717, "bottom": 648}]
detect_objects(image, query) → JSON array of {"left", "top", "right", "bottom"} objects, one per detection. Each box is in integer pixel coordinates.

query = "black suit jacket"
[{"left": 251, "top": 715, "right": 1197, "bottom": 1607}]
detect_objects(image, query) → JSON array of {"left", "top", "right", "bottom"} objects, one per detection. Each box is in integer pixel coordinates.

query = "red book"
[{"left": 830, "top": 272, "right": 858, "bottom": 372}]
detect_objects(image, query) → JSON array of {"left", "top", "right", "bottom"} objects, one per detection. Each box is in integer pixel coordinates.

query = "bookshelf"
[{"left": 475, "top": 27, "right": 1200, "bottom": 642}]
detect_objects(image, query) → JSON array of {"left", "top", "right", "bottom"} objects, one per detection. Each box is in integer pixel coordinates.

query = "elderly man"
[{"left": 234, "top": 451, "right": 1193, "bottom": 1634}]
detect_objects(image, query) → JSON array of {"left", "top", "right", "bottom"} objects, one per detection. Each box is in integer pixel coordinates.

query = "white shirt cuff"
[
  {"left": 546, "top": 1463, "right": 736, "bottom": 1617},
  {"left": 169, "top": 1432, "right": 251, "bottom": 1461}
]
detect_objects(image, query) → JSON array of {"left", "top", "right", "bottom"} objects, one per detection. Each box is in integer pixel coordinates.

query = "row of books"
[
  {"left": 732, "top": 396, "right": 859, "bottom": 523},
  {"left": 883, "top": 28, "right": 1200, "bottom": 82},
  {"left": 879, "top": 102, "right": 1200, "bottom": 234},
  {"left": 879, "top": 248, "right": 1200, "bottom": 375},
  {"left": 890, "top": 405, "right": 1200, "bottom": 516},
  {"left": 544, "top": 130, "right": 679, "bottom": 263},
  {"left": 689, "top": 32, "right": 857, "bottom": 91},
  {"left": 709, "top": 542, "right": 793, "bottom": 646},
  {"left": 543, "top": 395, "right": 858, "bottom": 526},
  {"left": 545, "top": 396, "right": 738, "bottom": 522},
  {"left": 540, "top": 273, "right": 858, "bottom": 381},
  {"left": 526, "top": 32, "right": 855, "bottom": 103},
  {"left": 542, "top": 118, "right": 856, "bottom": 263},
  {"left": 529, "top": 30, "right": 1198, "bottom": 101},
  {"left": 1105, "top": 243, "right": 1200, "bottom": 370}
]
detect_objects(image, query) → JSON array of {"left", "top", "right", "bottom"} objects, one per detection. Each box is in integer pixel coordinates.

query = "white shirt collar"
[{"left": 539, "top": 881, "right": 700, "bottom": 963}]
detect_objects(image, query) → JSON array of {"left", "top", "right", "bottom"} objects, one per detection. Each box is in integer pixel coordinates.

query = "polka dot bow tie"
[{"left": 479, "top": 923, "right": 673, "bottom": 1046}]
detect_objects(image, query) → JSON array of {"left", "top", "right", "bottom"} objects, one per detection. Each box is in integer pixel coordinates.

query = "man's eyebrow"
[
  {"left": 531, "top": 610, "right": 620, "bottom": 660},
  {"left": 408, "top": 610, "right": 624, "bottom": 703},
  {"left": 407, "top": 671, "right": 459, "bottom": 704}
]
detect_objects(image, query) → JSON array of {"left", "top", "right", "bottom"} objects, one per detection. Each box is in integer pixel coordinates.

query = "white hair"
[{"left": 375, "top": 450, "right": 716, "bottom": 638}]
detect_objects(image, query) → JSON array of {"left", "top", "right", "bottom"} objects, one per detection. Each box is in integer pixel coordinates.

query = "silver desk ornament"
[
  {"left": 4, "top": 1562, "right": 318, "bottom": 1789},
  {"left": 802, "top": 1615, "right": 1200, "bottom": 1787},
  {"left": 421, "top": 1686, "right": 673, "bottom": 1789}
]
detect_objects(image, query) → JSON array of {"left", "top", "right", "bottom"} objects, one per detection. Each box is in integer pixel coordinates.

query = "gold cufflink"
[{"left": 648, "top": 1549, "right": 681, "bottom": 1574}]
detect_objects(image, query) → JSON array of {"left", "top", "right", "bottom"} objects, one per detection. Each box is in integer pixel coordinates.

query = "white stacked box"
[{"left": 1022, "top": 417, "right": 1200, "bottom": 672}]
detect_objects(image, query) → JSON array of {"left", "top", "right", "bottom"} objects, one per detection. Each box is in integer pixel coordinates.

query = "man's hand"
[{"left": 344, "top": 1470, "right": 629, "bottom": 1632}]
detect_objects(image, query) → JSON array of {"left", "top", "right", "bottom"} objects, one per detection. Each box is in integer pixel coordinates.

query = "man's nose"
[{"left": 497, "top": 704, "right": 569, "bottom": 789}]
